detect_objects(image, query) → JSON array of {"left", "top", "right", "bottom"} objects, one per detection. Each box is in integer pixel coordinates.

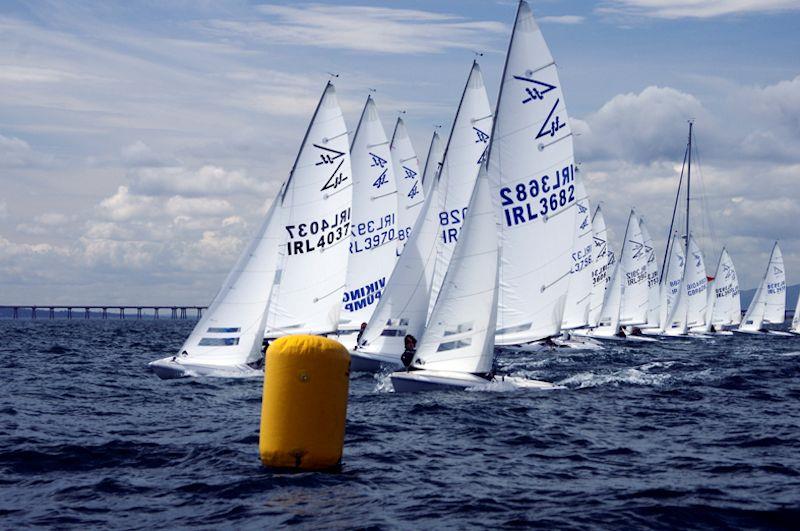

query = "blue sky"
[{"left": 1, "top": 0, "right": 799, "bottom": 304}]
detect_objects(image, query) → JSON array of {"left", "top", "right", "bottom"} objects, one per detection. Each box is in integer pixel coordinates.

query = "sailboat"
[
  {"left": 390, "top": 165, "right": 557, "bottom": 392},
  {"left": 337, "top": 96, "right": 400, "bottom": 347},
  {"left": 151, "top": 82, "right": 353, "bottom": 378},
  {"left": 791, "top": 291, "right": 800, "bottom": 335},
  {"left": 696, "top": 247, "right": 740, "bottom": 334},
  {"left": 578, "top": 211, "right": 656, "bottom": 342},
  {"left": 586, "top": 205, "right": 612, "bottom": 328},
  {"left": 421, "top": 130, "right": 444, "bottom": 197},
  {"left": 428, "top": 60, "right": 493, "bottom": 319},
  {"left": 351, "top": 60, "right": 491, "bottom": 372},
  {"left": 390, "top": 117, "right": 425, "bottom": 255},
  {"left": 490, "top": 0, "right": 585, "bottom": 347},
  {"left": 737, "top": 242, "right": 788, "bottom": 335},
  {"left": 662, "top": 234, "right": 708, "bottom": 336},
  {"left": 561, "top": 181, "right": 594, "bottom": 331}
]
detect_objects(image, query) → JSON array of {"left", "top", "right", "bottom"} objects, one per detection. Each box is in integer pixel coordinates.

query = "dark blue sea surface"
[{"left": 2, "top": 320, "right": 799, "bottom": 529}]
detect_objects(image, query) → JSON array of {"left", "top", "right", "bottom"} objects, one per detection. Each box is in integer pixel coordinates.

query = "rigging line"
[{"left": 659, "top": 141, "right": 690, "bottom": 284}]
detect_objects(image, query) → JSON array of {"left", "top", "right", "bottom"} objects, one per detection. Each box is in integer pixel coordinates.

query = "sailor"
[
  {"left": 356, "top": 322, "right": 368, "bottom": 346},
  {"left": 401, "top": 334, "right": 417, "bottom": 369},
  {"left": 615, "top": 326, "right": 626, "bottom": 338},
  {"left": 629, "top": 327, "right": 642, "bottom": 336}
]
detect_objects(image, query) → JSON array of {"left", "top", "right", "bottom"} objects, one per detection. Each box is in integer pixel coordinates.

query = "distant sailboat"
[
  {"left": 737, "top": 242, "right": 787, "bottom": 334},
  {"left": 489, "top": 0, "right": 584, "bottom": 346},
  {"left": 561, "top": 181, "right": 594, "bottom": 331},
  {"left": 390, "top": 117, "right": 425, "bottom": 255},
  {"left": 586, "top": 205, "right": 612, "bottom": 328},
  {"left": 697, "top": 247, "right": 740, "bottom": 334},
  {"left": 151, "top": 82, "right": 353, "bottom": 378},
  {"left": 791, "top": 290, "right": 800, "bottom": 335},
  {"left": 639, "top": 217, "right": 660, "bottom": 329},
  {"left": 390, "top": 165, "right": 557, "bottom": 392},
  {"left": 663, "top": 235, "right": 708, "bottom": 336},
  {"left": 338, "top": 96, "right": 400, "bottom": 345}
]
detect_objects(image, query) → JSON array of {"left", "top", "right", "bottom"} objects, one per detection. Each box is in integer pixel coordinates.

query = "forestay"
[
  {"left": 428, "top": 61, "right": 493, "bottom": 319},
  {"left": 561, "top": 181, "right": 593, "bottom": 330},
  {"left": 175, "top": 188, "right": 284, "bottom": 367},
  {"left": 356, "top": 135, "right": 444, "bottom": 358},
  {"left": 740, "top": 242, "right": 786, "bottom": 331},
  {"left": 340, "top": 97, "right": 400, "bottom": 332},
  {"left": 488, "top": 1, "right": 582, "bottom": 345},
  {"left": 618, "top": 210, "right": 649, "bottom": 326},
  {"left": 639, "top": 217, "right": 660, "bottom": 328},
  {"left": 265, "top": 83, "right": 353, "bottom": 336},
  {"left": 587, "top": 205, "right": 611, "bottom": 328},
  {"left": 391, "top": 118, "right": 424, "bottom": 255},
  {"left": 411, "top": 164, "right": 498, "bottom": 375}
]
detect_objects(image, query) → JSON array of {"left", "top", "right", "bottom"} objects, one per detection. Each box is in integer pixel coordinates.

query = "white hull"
[
  {"left": 149, "top": 356, "right": 259, "bottom": 380},
  {"left": 390, "top": 370, "right": 559, "bottom": 393},
  {"left": 572, "top": 329, "right": 657, "bottom": 343},
  {"left": 505, "top": 336, "right": 604, "bottom": 352},
  {"left": 349, "top": 350, "right": 402, "bottom": 372},
  {"left": 733, "top": 329, "right": 792, "bottom": 336}
]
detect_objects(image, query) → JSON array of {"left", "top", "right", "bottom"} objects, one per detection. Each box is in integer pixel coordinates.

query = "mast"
[
  {"left": 659, "top": 141, "right": 689, "bottom": 283},
  {"left": 685, "top": 121, "right": 693, "bottom": 254}
]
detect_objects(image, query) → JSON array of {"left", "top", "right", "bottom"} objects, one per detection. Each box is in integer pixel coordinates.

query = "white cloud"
[
  {"left": 599, "top": 0, "right": 800, "bottom": 19},
  {"left": 204, "top": 4, "right": 507, "bottom": 54},
  {"left": 129, "top": 165, "right": 270, "bottom": 197},
  {"left": 0, "top": 134, "right": 35, "bottom": 167},
  {"left": 539, "top": 15, "right": 586, "bottom": 24}
]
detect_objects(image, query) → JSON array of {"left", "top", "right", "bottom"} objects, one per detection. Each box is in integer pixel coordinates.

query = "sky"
[{"left": 1, "top": 0, "right": 799, "bottom": 305}]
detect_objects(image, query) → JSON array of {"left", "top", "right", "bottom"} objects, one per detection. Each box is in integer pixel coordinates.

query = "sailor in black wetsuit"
[
  {"left": 401, "top": 334, "right": 417, "bottom": 370},
  {"left": 355, "top": 322, "right": 367, "bottom": 347}
]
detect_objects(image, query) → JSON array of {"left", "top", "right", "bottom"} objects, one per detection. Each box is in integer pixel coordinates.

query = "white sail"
[
  {"left": 665, "top": 235, "right": 707, "bottom": 333},
  {"left": 340, "top": 96, "right": 400, "bottom": 332},
  {"left": 561, "top": 181, "right": 593, "bottom": 330},
  {"left": 709, "top": 248, "right": 740, "bottom": 327},
  {"left": 489, "top": 1, "right": 581, "bottom": 345},
  {"left": 428, "top": 61, "right": 493, "bottom": 319},
  {"left": 411, "top": 164, "right": 497, "bottom": 375},
  {"left": 391, "top": 117, "right": 424, "bottom": 255},
  {"left": 639, "top": 217, "right": 660, "bottom": 328},
  {"left": 792, "top": 290, "right": 800, "bottom": 333},
  {"left": 265, "top": 82, "right": 353, "bottom": 336},
  {"left": 421, "top": 131, "right": 444, "bottom": 197},
  {"left": 594, "top": 248, "right": 623, "bottom": 336},
  {"left": 618, "top": 210, "right": 649, "bottom": 326},
  {"left": 740, "top": 242, "right": 786, "bottom": 331},
  {"left": 173, "top": 188, "right": 284, "bottom": 368},
  {"left": 658, "top": 232, "right": 685, "bottom": 331},
  {"left": 356, "top": 137, "right": 444, "bottom": 358},
  {"left": 587, "top": 205, "right": 611, "bottom": 327}
]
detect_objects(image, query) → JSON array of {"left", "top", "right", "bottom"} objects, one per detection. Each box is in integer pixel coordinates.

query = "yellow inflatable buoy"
[{"left": 259, "top": 335, "right": 350, "bottom": 470}]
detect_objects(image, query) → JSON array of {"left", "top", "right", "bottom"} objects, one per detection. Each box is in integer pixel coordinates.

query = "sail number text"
[
  {"left": 285, "top": 207, "right": 350, "bottom": 255},
  {"left": 499, "top": 164, "right": 575, "bottom": 227}
]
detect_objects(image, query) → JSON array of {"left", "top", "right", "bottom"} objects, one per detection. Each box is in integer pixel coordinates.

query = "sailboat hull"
[
  {"left": 349, "top": 350, "right": 401, "bottom": 372},
  {"left": 390, "top": 370, "right": 559, "bottom": 393},
  {"left": 148, "top": 357, "right": 258, "bottom": 380}
]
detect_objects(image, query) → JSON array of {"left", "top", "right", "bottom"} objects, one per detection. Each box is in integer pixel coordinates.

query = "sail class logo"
[
  {"left": 694, "top": 252, "right": 702, "bottom": 267},
  {"left": 512, "top": 75, "right": 557, "bottom": 104},
  {"left": 314, "top": 144, "right": 348, "bottom": 192},
  {"left": 630, "top": 239, "right": 644, "bottom": 259},
  {"left": 473, "top": 127, "right": 490, "bottom": 143},
  {"left": 536, "top": 99, "right": 566, "bottom": 139}
]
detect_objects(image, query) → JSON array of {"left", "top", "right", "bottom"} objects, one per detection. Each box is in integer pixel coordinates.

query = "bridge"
[{"left": 0, "top": 305, "right": 207, "bottom": 320}]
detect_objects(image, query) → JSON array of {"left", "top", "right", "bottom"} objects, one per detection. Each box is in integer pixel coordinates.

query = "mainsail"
[
  {"left": 586, "top": 205, "right": 611, "bottom": 328},
  {"left": 618, "top": 210, "right": 649, "bottom": 326},
  {"left": 658, "top": 231, "right": 685, "bottom": 331},
  {"left": 488, "top": 1, "right": 582, "bottom": 345},
  {"left": 410, "top": 164, "right": 497, "bottom": 374},
  {"left": 594, "top": 246, "right": 623, "bottom": 336},
  {"left": 739, "top": 242, "right": 786, "bottom": 332},
  {"left": 391, "top": 117, "right": 425, "bottom": 255},
  {"left": 265, "top": 82, "right": 353, "bottom": 336},
  {"left": 561, "top": 181, "right": 593, "bottom": 330},
  {"left": 421, "top": 131, "right": 444, "bottom": 197},
  {"left": 640, "top": 217, "right": 660, "bottom": 328},
  {"left": 340, "top": 96, "right": 400, "bottom": 332},
  {"left": 665, "top": 235, "right": 707, "bottom": 333},
  {"left": 428, "top": 61, "right": 493, "bottom": 318},
  {"left": 173, "top": 188, "right": 284, "bottom": 368},
  {"left": 791, "top": 289, "right": 800, "bottom": 334}
]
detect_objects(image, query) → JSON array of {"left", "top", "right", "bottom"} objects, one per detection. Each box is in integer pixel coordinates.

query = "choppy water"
[{"left": 2, "top": 320, "right": 799, "bottom": 529}]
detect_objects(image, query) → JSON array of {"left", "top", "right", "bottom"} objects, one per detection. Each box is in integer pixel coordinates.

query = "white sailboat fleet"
[{"left": 150, "top": 0, "right": 797, "bottom": 388}]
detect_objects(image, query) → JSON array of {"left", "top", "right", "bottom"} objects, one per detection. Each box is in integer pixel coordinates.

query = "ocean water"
[{"left": 1, "top": 320, "right": 799, "bottom": 529}]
